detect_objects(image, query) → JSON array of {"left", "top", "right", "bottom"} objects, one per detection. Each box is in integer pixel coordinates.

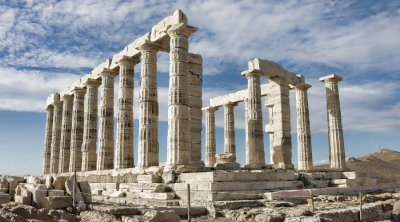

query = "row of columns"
[
  {"left": 42, "top": 24, "right": 203, "bottom": 174},
  {"left": 204, "top": 74, "right": 346, "bottom": 171}
]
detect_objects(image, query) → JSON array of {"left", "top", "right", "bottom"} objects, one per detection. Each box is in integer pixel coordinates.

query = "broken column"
[
  {"left": 97, "top": 70, "right": 117, "bottom": 170},
  {"left": 188, "top": 53, "right": 204, "bottom": 166},
  {"left": 138, "top": 41, "right": 159, "bottom": 168},
  {"left": 267, "top": 76, "right": 294, "bottom": 169},
  {"left": 166, "top": 24, "right": 197, "bottom": 167},
  {"left": 58, "top": 94, "right": 73, "bottom": 173},
  {"left": 81, "top": 78, "right": 101, "bottom": 171},
  {"left": 242, "top": 71, "right": 265, "bottom": 169},
  {"left": 320, "top": 74, "right": 346, "bottom": 171},
  {"left": 203, "top": 106, "right": 218, "bottom": 167},
  {"left": 42, "top": 105, "right": 54, "bottom": 175},
  {"left": 49, "top": 94, "right": 62, "bottom": 174},
  {"left": 69, "top": 87, "right": 86, "bottom": 172},
  {"left": 294, "top": 83, "right": 313, "bottom": 171},
  {"left": 223, "top": 102, "right": 237, "bottom": 162},
  {"left": 115, "top": 57, "right": 137, "bottom": 169}
]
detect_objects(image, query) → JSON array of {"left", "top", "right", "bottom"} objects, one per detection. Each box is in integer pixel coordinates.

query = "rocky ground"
[{"left": 1, "top": 191, "right": 400, "bottom": 221}]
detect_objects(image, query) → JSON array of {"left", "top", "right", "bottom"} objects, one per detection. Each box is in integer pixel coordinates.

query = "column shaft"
[
  {"left": 188, "top": 53, "right": 203, "bottom": 165},
  {"left": 115, "top": 58, "right": 136, "bottom": 169},
  {"left": 49, "top": 99, "right": 63, "bottom": 174},
  {"left": 204, "top": 107, "right": 217, "bottom": 167},
  {"left": 81, "top": 79, "right": 101, "bottom": 171},
  {"left": 97, "top": 71, "right": 116, "bottom": 170},
  {"left": 167, "top": 25, "right": 194, "bottom": 166},
  {"left": 58, "top": 95, "right": 73, "bottom": 173},
  {"left": 138, "top": 43, "right": 159, "bottom": 168},
  {"left": 320, "top": 74, "right": 346, "bottom": 170},
  {"left": 243, "top": 71, "right": 265, "bottom": 168},
  {"left": 42, "top": 106, "right": 54, "bottom": 174},
  {"left": 295, "top": 84, "right": 313, "bottom": 171},
  {"left": 223, "top": 103, "right": 236, "bottom": 161},
  {"left": 69, "top": 88, "right": 86, "bottom": 172}
]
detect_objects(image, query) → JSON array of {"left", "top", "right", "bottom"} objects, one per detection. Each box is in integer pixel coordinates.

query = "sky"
[{"left": 0, "top": 0, "right": 399, "bottom": 176}]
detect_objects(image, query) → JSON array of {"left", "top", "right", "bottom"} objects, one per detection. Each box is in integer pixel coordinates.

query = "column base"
[
  {"left": 243, "top": 163, "right": 268, "bottom": 170},
  {"left": 215, "top": 162, "right": 241, "bottom": 171},
  {"left": 271, "top": 163, "right": 295, "bottom": 170}
]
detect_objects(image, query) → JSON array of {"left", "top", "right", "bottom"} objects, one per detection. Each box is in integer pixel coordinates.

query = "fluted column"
[
  {"left": 69, "top": 87, "right": 86, "bottom": 172},
  {"left": 49, "top": 96, "right": 63, "bottom": 174},
  {"left": 115, "top": 57, "right": 137, "bottom": 169},
  {"left": 188, "top": 53, "right": 204, "bottom": 166},
  {"left": 166, "top": 24, "right": 197, "bottom": 167},
  {"left": 223, "top": 103, "right": 237, "bottom": 162},
  {"left": 320, "top": 74, "right": 346, "bottom": 171},
  {"left": 42, "top": 105, "right": 54, "bottom": 174},
  {"left": 138, "top": 42, "right": 159, "bottom": 168},
  {"left": 203, "top": 106, "right": 217, "bottom": 167},
  {"left": 268, "top": 76, "right": 294, "bottom": 169},
  {"left": 265, "top": 104, "right": 274, "bottom": 164},
  {"left": 58, "top": 94, "right": 73, "bottom": 173},
  {"left": 242, "top": 71, "right": 265, "bottom": 169},
  {"left": 81, "top": 79, "right": 101, "bottom": 171},
  {"left": 294, "top": 83, "right": 313, "bottom": 171},
  {"left": 97, "top": 70, "right": 117, "bottom": 170}
]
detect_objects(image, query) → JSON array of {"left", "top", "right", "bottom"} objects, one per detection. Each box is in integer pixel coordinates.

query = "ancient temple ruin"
[{"left": 40, "top": 10, "right": 374, "bottom": 205}]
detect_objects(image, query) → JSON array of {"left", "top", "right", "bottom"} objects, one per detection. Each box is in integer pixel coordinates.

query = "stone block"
[
  {"left": 14, "top": 195, "right": 32, "bottom": 205},
  {"left": 162, "top": 171, "right": 176, "bottom": 184},
  {"left": 139, "top": 192, "right": 175, "bottom": 200},
  {"left": 0, "top": 192, "right": 10, "bottom": 204},
  {"left": 32, "top": 189, "right": 47, "bottom": 208},
  {"left": 15, "top": 185, "right": 22, "bottom": 195},
  {"left": 52, "top": 176, "right": 67, "bottom": 190},
  {"left": 144, "top": 210, "right": 180, "bottom": 222},
  {"left": 179, "top": 171, "right": 297, "bottom": 183},
  {"left": 7, "top": 177, "right": 18, "bottom": 196},
  {"left": 21, "top": 188, "right": 32, "bottom": 198},
  {"left": 48, "top": 190, "right": 64, "bottom": 197},
  {"left": 0, "top": 177, "right": 8, "bottom": 193},
  {"left": 25, "top": 183, "right": 47, "bottom": 191},
  {"left": 110, "top": 191, "right": 125, "bottom": 198},
  {"left": 26, "top": 176, "right": 42, "bottom": 184},
  {"left": 45, "top": 175, "right": 53, "bottom": 189},
  {"left": 65, "top": 175, "right": 86, "bottom": 210},
  {"left": 78, "top": 181, "right": 91, "bottom": 195},
  {"left": 137, "top": 174, "right": 162, "bottom": 183},
  {"left": 42, "top": 196, "right": 72, "bottom": 209},
  {"left": 263, "top": 189, "right": 313, "bottom": 200},
  {"left": 82, "top": 193, "right": 92, "bottom": 203}
]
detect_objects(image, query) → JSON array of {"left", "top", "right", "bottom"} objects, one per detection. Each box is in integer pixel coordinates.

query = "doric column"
[
  {"left": 166, "top": 24, "right": 197, "bottom": 167},
  {"left": 49, "top": 96, "right": 63, "bottom": 174},
  {"left": 265, "top": 103, "right": 274, "bottom": 164},
  {"left": 242, "top": 71, "right": 265, "bottom": 169},
  {"left": 267, "top": 76, "right": 294, "bottom": 169},
  {"left": 97, "top": 70, "right": 117, "bottom": 170},
  {"left": 42, "top": 105, "right": 54, "bottom": 175},
  {"left": 188, "top": 53, "right": 204, "bottom": 166},
  {"left": 69, "top": 87, "right": 86, "bottom": 172},
  {"left": 138, "top": 42, "right": 159, "bottom": 168},
  {"left": 203, "top": 106, "right": 218, "bottom": 167},
  {"left": 294, "top": 83, "right": 313, "bottom": 172},
  {"left": 81, "top": 78, "right": 101, "bottom": 171},
  {"left": 58, "top": 94, "right": 73, "bottom": 173},
  {"left": 320, "top": 74, "right": 346, "bottom": 171},
  {"left": 115, "top": 57, "right": 137, "bottom": 169},
  {"left": 223, "top": 102, "right": 237, "bottom": 162}
]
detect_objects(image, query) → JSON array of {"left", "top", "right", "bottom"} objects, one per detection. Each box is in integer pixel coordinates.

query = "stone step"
[
  {"left": 303, "top": 171, "right": 342, "bottom": 180},
  {"left": 119, "top": 182, "right": 165, "bottom": 193},
  {"left": 330, "top": 177, "right": 378, "bottom": 187},
  {"left": 92, "top": 195, "right": 180, "bottom": 207},
  {"left": 179, "top": 170, "right": 297, "bottom": 182},
  {"left": 173, "top": 180, "right": 303, "bottom": 192},
  {"left": 139, "top": 192, "right": 175, "bottom": 200},
  {"left": 137, "top": 174, "right": 162, "bottom": 183},
  {"left": 176, "top": 190, "right": 261, "bottom": 201}
]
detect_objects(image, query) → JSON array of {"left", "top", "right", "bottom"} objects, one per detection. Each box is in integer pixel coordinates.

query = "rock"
[
  {"left": 0, "top": 177, "right": 8, "bottom": 193},
  {"left": 79, "top": 181, "right": 92, "bottom": 203},
  {"left": 14, "top": 195, "right": 32, "bottom": 205},
  {"left": 162, "top": 170, "right": 176, "bottom": 184},
  {"left": 144, "top": 210, "right": 180, "bottom": 222},
  {"left": 0, "top": 192, "right": 11, "bottom": 204},
  {"left": 110, "top": 191, "right": 125, "bottom": 198},
  {"left": 32, "top": 189, "right": 48, "bottom": 208},
  {"left": 52, "top": 176, "right": 67, "bottom": 190},
  {"left": 393, "top": 200, "right": 400, "bottom": 215},
  {"left": 254, "top": 213, "right": 285, "bottom": 222},
  {"left": 80, "top": 210, "right": 119, "bottom": 222},
  {"left": 42, "top": 196, "right": 72, "bottom": 209}
]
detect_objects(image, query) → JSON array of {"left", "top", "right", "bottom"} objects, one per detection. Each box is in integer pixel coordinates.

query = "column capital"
[
  {"left": 137, "top": 40, "right": 162, "bottom": 53},
  {"left": 84, "top": 78, "right": 101, "bottom": 87},
  {"left": 60, "top": 94, "right": 73, "bottom": 102},
  {"left": 167, "top": 23, "right": 197, "bottom": 37},
  {"left": 52, "top": 100, "right": 63, "bottom": 108},
  {"left": 202, "top": 106, "right": 218, "bottom": 112},
  {"left": 319, "top": 74, "right": 343, "bottom": 83},
  {"left": 45, "top": 105, "right": 54, "bottom": 111},
  {"left": 71, "top": 87, "right": 86, "bottom": 96},
  {"left": 117, "top": 55, "right": 139, "bottom": 68},
  {"left": 99, "top": 69, "right": 118, "bottom": 78},
  {"left": 293, "top": 83, "right": 312, "bottom": 91},
  {"left": 223, "top": 102, "right": 238, "bottom": 108},
  {"left": 241, "top": 70, "right": 262, "bottom": 79}
]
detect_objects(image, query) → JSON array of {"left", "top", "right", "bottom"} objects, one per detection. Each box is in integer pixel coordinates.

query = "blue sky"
[{"left": 0, "top": 0, "right": 399, "bottom": 176}]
